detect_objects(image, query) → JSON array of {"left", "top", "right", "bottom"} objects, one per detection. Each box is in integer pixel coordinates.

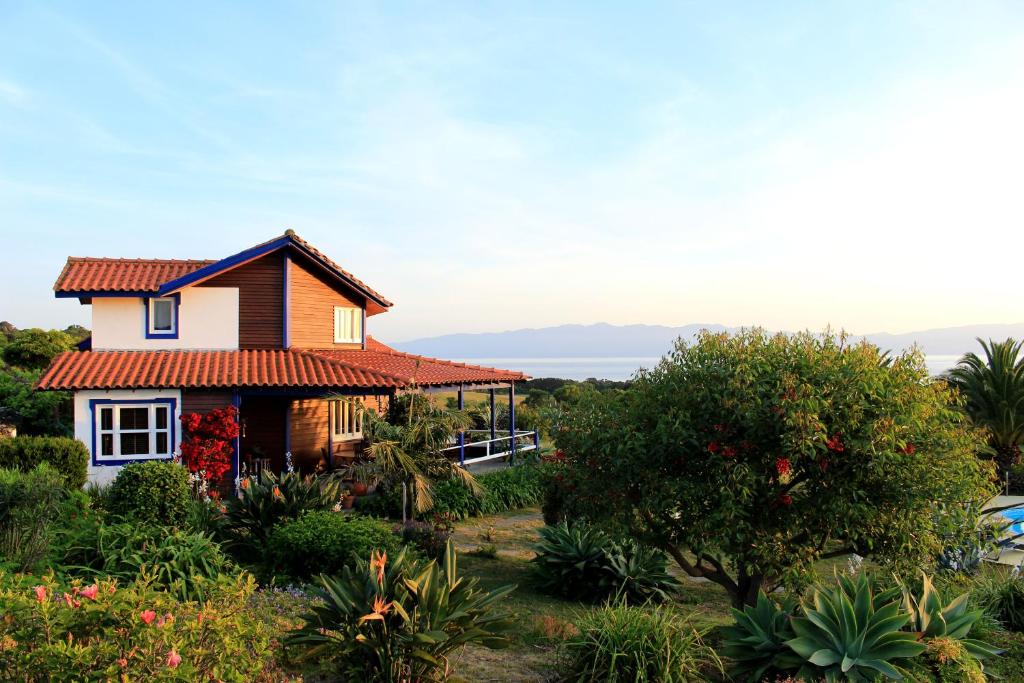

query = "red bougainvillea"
[{"left": 179, "top": 406, "right": 239, "bottom": 483}]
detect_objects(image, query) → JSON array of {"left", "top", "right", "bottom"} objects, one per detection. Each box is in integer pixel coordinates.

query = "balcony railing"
[{"left": 441, "top": 429, "right": 539, "bottom": 466}]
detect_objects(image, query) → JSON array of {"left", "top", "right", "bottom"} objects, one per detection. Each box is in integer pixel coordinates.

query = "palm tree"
[
  {"left": 946, "top": 338, "right": 1024, "bottom": 479},
  {"left": 356, "top": 395, "right": 478, "bottom": 522}
]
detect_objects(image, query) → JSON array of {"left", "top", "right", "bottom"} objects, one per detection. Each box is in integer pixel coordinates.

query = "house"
[{"left": 37, "top": 231, "right": 532, "bottom": 485}]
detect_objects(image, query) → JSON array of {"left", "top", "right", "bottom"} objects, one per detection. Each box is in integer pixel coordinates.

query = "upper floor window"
[
  {"left": 146, "top": 296, "right": 178, "bottom": 339},
  {"left": 93, "top": 400, "right": 174, "bottom": 461},
  {"left": 333, "top": 306, "right": 362, "bottom": 344}
]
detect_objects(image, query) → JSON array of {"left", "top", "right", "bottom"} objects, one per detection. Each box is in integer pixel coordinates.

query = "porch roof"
[{"left": 36, "top": 340, "right": 527, "bottom": 392}]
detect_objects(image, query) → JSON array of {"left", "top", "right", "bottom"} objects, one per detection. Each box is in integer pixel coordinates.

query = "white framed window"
[
  {"left": 330, "top": 400, "right": 363, "bottom": 441},
  {"left": 333, "top": 306, "right": 362, "bottom": 344},
  {"left": 95, "top": 402, "right": 173, "bottom": 460},
  {"left": 147, "top": 297, "right": 177, "bottom": 336}
]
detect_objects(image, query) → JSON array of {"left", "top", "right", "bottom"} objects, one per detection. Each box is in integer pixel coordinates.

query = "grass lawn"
[{"left": 446, "top": 507, "right": 735, "bottom": 682}]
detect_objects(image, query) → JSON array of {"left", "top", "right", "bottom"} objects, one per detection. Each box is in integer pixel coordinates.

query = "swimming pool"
[{"left": 999, "top": 506, "right": 1024, "bottom": 535}]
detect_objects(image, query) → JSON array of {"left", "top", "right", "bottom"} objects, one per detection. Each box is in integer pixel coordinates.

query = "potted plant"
[
  {"left": 341, "top": 488, "right": 356, "bottom": 510},
  {"left": 349, "top": 461, "right": 381, "bottom": 496}
]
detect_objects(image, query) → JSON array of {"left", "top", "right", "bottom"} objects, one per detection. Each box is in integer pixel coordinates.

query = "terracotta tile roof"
[
  {"left": 55, "top": 258, "right": 216, "bottom": 293},
  {"left": 36, "top": 349, "right": 401, "bottom": 391},
  {"left": 309, "top": 337, "right": 529, "bottom": 386}
]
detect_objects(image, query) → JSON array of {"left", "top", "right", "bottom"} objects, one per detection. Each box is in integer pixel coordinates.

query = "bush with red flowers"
[
  {"left": 554, "top": 329, "right": 994, "bottom": 608},
  {"left": 179, "top": 407, "right": 240, "bottom": 484}
]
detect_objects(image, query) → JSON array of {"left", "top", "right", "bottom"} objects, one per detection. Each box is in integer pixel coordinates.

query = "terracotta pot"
[
  {"left": 352, "top": 482, "right": 368, "bottom": 496},
  {"left": 342, "top": 494, "right": 356, "bottom": 510}
]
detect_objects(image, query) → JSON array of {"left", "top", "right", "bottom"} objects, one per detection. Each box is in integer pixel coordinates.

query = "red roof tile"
[
  {"left": 55, "top": 258, "right": 216, "bottom": 293},
  {"left": 309, "top": 337, "right": 528, "bottom": 386},
  {"left": 36, "top": 349, "right": 401, "bottom": 390}
]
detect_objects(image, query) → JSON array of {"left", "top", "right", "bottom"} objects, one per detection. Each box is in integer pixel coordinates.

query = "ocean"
[{"left": 459, "top": 355, "right": 964, "bottom": 382}]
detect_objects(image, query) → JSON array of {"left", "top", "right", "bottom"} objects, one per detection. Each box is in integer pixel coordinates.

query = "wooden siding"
[
  {"left": 182, "top": 390, "right": 234, "bottom": 416},
  {"left": 199, "top": 254, "right": 283, "bottom": 349},
  {"left": 288, "top": 398, "right": 330, "bottom": 472},
  {"left": 288, "top": 255, "right": 365, "bottom": 350}
]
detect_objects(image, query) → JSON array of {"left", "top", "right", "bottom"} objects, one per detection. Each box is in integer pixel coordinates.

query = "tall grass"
[{"left": 561, "top": 602, "right": 722, "bottom": 682}]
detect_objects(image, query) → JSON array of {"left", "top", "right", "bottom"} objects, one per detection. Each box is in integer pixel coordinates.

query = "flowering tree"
[
  {"left": 180, "top": 406, "right": 239, "bottom": 485},
  {"left": 554, "top": 330, "right": 994, "bottom": 607}
]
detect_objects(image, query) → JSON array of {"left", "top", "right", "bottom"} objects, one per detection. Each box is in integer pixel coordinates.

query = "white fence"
[{"left": 441, "top": 429, "right": 539, "bottom": 465}]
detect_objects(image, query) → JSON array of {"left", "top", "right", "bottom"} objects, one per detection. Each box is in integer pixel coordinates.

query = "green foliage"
[
  {"left": 0, "top": 571, "right": 285, "bottom": 681},
  {"left": 354, "top": 484, "right": 403, "bottom": 519},
  {"left": 393, "top": 514, "right": 454, "bottom": 561},
  {"left": 224, "top": 470, "right": 342, "bottom": 556},
  {"left": 906, "top": 637, "right": 987, "bottom": 683},
  {"left": 785, "top": 572, "right": 926, "bottom": 681},
  {"left": 970, "top": 566, "right": 1024, "bottom": 632},
  {"left": 0, "top": 435, "right": 87, "bottom": 488},
  {"left": 184, "top": 497, "right": 227, "bottom": 538},
  {"left": 0, "top": 367, "right": 72, "bottom": 435},
  {"left": 0, "top": 464, "right": 66, "bottom": 571},
  {"left": 531, "top": 523, "right": 679, "bottom": 604},
  {"left": 287, "top": 540, "right": 515, "bottom": 682},
  {"left": 899, "top": 572, "right": 1000, "bottom": 660},
  {"left": 56, "top": 516, "right": 234, "bottom": 601},
  {"left": 946, "top": 337, "right": 1024, "bottom": 476},
  {"left": 555, "top": 329, "right": 995, "bottom": 606},
  {"left": 269, "top": 511, "right": 401, "bottom": 581},
  {"left": 428, "top": 476, "right": 482, "bottom": 518},
  {"left": 560, "top": 602, "right": 722, "bottom": 683},
  {"left": 478, "top": 463, "right": 546, "bottom": 514},
  {"left": 1, "top": 328, "right": 74, "bottom": 370},
  {"left": 721, "top": 592, "right": 803, "bottom": 682},
  {"left": 106, "top": 460, "right": 191, "bottom": 526}
]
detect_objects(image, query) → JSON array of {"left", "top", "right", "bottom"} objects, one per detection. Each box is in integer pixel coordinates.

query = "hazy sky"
[{"left": 2, "top": 2, "right": 1023, "bottom": 343}]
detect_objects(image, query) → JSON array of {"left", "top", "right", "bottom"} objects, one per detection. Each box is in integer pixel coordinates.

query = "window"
[
  {"left": 333, "top": 306, "right": 362, "bottom": 344},
  {"left": 330, "top": 400, "right": 363, "bottom": 440},
  {"left": 147, "top": 297, "right": 178, "bottom": 338},
  {"left": 94, "top": 402, "right": 173, "bottom": 460}
]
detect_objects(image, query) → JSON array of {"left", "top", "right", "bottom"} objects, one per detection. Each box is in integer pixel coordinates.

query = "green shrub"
[
  {"left": 900, "top": 572, "right": 999, "bottom": 660},
  {"left": 905, "top": 637, "right": 987, "bottom": 683},
  {"left": 224, "top": 471, "right": 341, "bottom": 558},
  {"left": 268, "top": 511, "right": 400, "bottom": 580},
  {"left": 478, "top": 463, "right": 546, "bottom": 514},
  {"left": 0, "top": 571, "right": 286, "bottom": 681},
  {"left": 971, "top": 566, "right": 1024, "bottom": 632},
  {"left": 185, "top": 497, "right": 227, "bottom": 539},
  {"left": 288, "top": 541, "right": 515, "bottom": 681},
  {"left": 354, "top": 485, "right": 403, "bottom": 519},
  {"left": 394, "top": 514, "right": 454, "bottom": 560},
  {"left": 429, "top": 477, "right": 482, "bottom": 519},
  {"left": 0, "top": 464, "right": 66, "bottom": 571},
  {"left": 561, "top": 602, "right": 722, "bottom": 682},
  {"left": 106, "top": 461, "right": 190, "bottom": 526},
  {"left": 531, "top": 523, "right": 678, "bottom": 603},
  {"left": 0, "top": 435, "right": 88, "bottom": 489},
  {"left": 56, "top": 516, "right": 234, "bottom": 601}
]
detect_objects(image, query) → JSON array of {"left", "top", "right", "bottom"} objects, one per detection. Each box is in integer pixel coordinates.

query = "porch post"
[
  {"left": 489, "top": 388, "right": 497, "bottom": 442},
  {"left": 457, "top": 385, "right": 465, "bottom": 466},
  {"left": 508, "top": 383, "right": 516, "bottom": 462},
  {"left": 232, "top": 392, "right": 241, "bottom": 492}
]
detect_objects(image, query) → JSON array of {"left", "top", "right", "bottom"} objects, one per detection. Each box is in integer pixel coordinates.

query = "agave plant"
[
  {"left": 601, "top": 539, "right": 680, "bottom": 603},
  {"left": 531, "top": 522, "right": 612, "bottom": 601},
  {"left": 224, "top": 470, "right": 341, "bottom": 551},
  {"left": 721, "top": 592, "right": 803, "bottom": 682},
  {"left": 786, "top": 573, "right": 926, "bottom": 681},
  {"left": 900, "top": 572, "right": 1001, "bottom": 660},
  {"left": 287, "top": 540, "right": 515, "bottom": 682}
]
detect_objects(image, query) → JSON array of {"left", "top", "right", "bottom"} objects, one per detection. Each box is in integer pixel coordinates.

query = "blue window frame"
[
  {"left": 144, "top": 294, "right": 180, "bottom": 339},
  {"left": 89, "top": 398, "right": 177, "bottom": 466}
]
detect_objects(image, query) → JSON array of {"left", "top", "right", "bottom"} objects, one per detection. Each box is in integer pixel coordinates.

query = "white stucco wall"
[
  {"left": 91, "top": 287, "right": 239, "bottom": 350},
  {"left": 74, "top": 389, "right": 182, "bottom": 486}
]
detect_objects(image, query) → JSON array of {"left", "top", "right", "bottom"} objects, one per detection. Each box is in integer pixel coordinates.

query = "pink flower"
[
  {"left": 140, "top": 609, "right": 157, "bottom": 625},
  {"left": 33, "top": 585, "right": 47, "bottom": 603},
  {"left": 80, "top": 584, "right": 99, "bottom": 601},
  {"left": 62, "top": 592, "right": 80, "bottom": 608},
  {"left": 156, "top": 613, "right": 174, "bottom": 628},
  {"left": 166, "top": 649, "right": 182, "bottom": 668}
]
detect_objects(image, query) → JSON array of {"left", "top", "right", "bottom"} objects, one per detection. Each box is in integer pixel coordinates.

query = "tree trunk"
[
  {"left": 993, "top": 443, "right": 1022, "bottom": 486},
  {"left": 735, "top": 569, "right": 767, "bottom": 609},
  {"left": 401, "top": 481, "right": 408, "bottom": 523}
]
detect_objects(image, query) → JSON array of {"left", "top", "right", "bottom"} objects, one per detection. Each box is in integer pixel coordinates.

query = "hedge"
[
  {"left": 0, "top": 436, "right": 88, "bottom": 489},
  {"left": 107, "top": 461, "right": 191, "bottom": 526},
  {"left": 268, "top": 511, "right": 402, "bottom": 580},
  {"left": 430, "top": 463, "right": 548, "bottom": 519}
]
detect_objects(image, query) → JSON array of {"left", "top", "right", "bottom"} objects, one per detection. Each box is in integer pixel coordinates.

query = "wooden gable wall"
[{"left": 287, "top": 255, "right": 365, "bottom": 350}]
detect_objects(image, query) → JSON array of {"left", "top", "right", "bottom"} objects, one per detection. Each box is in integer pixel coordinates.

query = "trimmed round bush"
[
  {"left": 106, "top": 461, "right": 190, "bottom": 526},
  {"left": 0, "top": 436, "right": 88, "bottom": 489},
  {"left": 269, "top": 511, "right": 402, "bottom": 580}
]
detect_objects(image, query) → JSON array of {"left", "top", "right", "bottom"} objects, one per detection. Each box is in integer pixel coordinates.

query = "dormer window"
[
  {"left": 146, "top": 296, "right": 179, "bottom": 339},
  {"left": 333, "top": 306, "right": 362, "bottom": 344}
]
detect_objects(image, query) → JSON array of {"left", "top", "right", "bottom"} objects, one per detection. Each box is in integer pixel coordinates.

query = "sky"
[{"left": 1, "top": 2, "right": 1023, "bottom": 343}]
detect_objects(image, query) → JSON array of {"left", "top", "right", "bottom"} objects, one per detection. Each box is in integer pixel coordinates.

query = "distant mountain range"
[{"left": 393, "top": 322, "right": 1024, "bottom": 359}]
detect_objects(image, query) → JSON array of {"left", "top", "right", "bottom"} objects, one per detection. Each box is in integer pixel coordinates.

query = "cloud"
[{"left": 0, "top": 79, "right": 28, "bottom": 107}]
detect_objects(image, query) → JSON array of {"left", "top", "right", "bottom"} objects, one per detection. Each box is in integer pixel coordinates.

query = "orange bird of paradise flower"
[
  {"left": 369, "top": 550, "right": 387, "bottom": 584},
  {"left": 358, "top": 595, "right": 393, "bottom": 624}
]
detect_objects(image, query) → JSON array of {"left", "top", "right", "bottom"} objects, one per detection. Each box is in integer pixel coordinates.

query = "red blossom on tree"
[
  {"left": 179, "top": 406, "right": 239, "bottom": 484},
  {"left": 721, "top": 445, "right": 737, "bottom": 458},
  {"left": 826, "top": 433, "right": 845, "bottom": 452},
  {"left": 775, "top": 457, "right": 791, "bottom": 477},
  {"left": 778, "top": 493, "right": 793, "bottom": 506},
  {"left": 900, "top": 443, "right": 916, "bottom": 455},
  {"left": 707, "top": 441, "right": 721, "bottom": 454}
]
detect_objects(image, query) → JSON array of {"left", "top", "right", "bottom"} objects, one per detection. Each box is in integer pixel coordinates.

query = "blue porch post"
[
  {"left": 489, "top": 388, "right": 497, "bottom": 441},
  {"left": 231, "top": 392, "right": 241, "bottom": 492},
  {"left": 508, "top": 383, "right": 516, "bottom": 463},
  {"left": 457, "top": 385, "right": 465, "bottom": 466}
]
